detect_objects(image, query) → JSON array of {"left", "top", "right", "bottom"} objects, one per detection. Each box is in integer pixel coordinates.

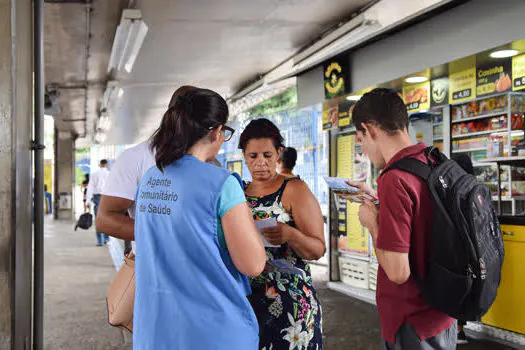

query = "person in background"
[
  {"left": 97, "top": 86, "right": 196, "bottom": 245},
  {"left": 239, "top": 118, "right": 325, "bottom": 350},
  {"left": 86, "top": 159, "right": 110, "bottom": 246},
  {"left": 350, "top": 88, "right": 456, "bottom": 349},
  {"left": 44, "top": 184, "right": 52, "bottom": 215},
  {"left": 133, "top": 87, "right": 265, "bottom": 349},
  {"left": 277, "top": 146, "right": 299, "bottom": 179},
  {"left": 452, "top": 153, "right": 474, "bottom": 345},
  {"left": 81, "top": 173, "right": 89, "bottom": 212}
]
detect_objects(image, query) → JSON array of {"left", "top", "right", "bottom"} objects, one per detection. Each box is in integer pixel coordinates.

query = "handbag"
[{"left": 107, "top": 252, "right": 135, "bottom": 332}]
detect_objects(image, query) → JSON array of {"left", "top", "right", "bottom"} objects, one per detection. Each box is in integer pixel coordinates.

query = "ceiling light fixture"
[
  {"left": 490, "top": 49, "right": 519, "bottom": 58},
  {"left": 107, "top": 9, "right": 148, "bottom": 74},
  {"left": 404, "top": 76, "right": 428, "bottom": 83},
  {"left": 346, "top": 95, "right": 362, "bottom": 101},
  {"left": 101, "top": 82, "right": 123, "bottom": 111}
]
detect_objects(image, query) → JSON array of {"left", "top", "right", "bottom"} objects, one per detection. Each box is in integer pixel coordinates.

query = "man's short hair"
[
  {"left": 352, "top": 88, "right": 409, "bottom": 135},
  {"left": 100, "top": 159, "right": 108, "bottom": 166}
]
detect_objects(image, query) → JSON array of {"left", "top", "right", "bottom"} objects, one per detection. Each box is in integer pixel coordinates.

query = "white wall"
[{"left": 351, "top": 0, "right": 525, "bottom": 91}]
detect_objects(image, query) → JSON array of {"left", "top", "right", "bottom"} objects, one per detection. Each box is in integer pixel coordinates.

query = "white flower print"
[
  {"left": 281, "top": 313, "right": 304, "bottom": 350},
  {"left": 269, "top": 298, "right": 283, "bottom": 318},
  {"left": 262, "top": 345, "right": 273, "bottom": 350}
]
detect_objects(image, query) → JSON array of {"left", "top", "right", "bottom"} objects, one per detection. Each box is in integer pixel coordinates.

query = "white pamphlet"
[{"left": 255, "top": 218, "right": 281, "bottom": 248}]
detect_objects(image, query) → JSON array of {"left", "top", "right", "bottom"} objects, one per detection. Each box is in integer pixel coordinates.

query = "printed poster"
[
  {"left": 337, "top": 134, "right": 353, "bottom": 179},
  {"left": 512, "top": 54, "right": 525, "bottom": 91},
  {"left": 346, "top": 202, "right": 368, "bottom": 255},
  {"left": 403, "top": 81, "right": 430, "bottom": 112},
  {"left": 338, "top": 101, "right": 354, "bottom": 129},
  {"left": 322, "top": 103, "right": 339, "bottom": 130},
  {"left": 449, "top": 56, "right": 477, "bottom": 104},
  {"left": 476, "top": 59, "right": 512, "bottom": 97}
]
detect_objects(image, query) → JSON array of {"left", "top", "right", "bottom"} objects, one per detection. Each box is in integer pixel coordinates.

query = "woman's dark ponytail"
[{"left": 150, "top": 87, "right": 228, "bottom": 171}]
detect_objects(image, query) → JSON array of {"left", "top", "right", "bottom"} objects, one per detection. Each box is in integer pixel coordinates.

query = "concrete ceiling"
[
  {"left": 44, "top": 0, "right": 127, "bottom": 145},
  {"left": 44, "top": 0, "right": 375, "bottom": 145}
]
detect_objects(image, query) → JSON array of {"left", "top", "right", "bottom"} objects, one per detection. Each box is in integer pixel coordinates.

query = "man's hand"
[
  {"left": 358, "top": 199, "right": 379, "bottom": 242},
  {"left": 261, "top": 222, "right": 294, "bottom": 246},
  {"left": 347, "top": 180, "right": 377, "bottom": 198}
]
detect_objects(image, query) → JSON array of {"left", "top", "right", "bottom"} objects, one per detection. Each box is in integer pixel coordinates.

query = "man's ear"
[{"left": 361, "top": 123, "right": 377, "bottom": 140}]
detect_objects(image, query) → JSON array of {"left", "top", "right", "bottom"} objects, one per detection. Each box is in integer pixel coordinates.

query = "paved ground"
[
  {"left": 44, "top": 217, "right": 517, "bottom": 349},
  {"left": 44, "top": 216, "right": 131, "bottom": 350}
]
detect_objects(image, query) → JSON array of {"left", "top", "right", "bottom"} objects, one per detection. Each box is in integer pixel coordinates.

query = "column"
[
  {"left": 55, "top": 131, "right": 75, "bottom": 220},
  {"left": 0, "top": 0, "right": 34, "bottom": 348}
]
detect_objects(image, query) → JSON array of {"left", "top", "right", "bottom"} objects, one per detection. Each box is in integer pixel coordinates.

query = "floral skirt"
[{"left": 249, "top": 273, "right": 323, "bottom": 350}]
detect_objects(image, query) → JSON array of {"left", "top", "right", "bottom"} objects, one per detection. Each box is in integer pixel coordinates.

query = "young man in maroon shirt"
[{"left": 350, "top": 88, "right": 457, "bottom": 349}]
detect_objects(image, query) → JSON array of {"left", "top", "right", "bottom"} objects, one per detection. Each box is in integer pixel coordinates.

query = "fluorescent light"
[
  {"left": 94, "top": 132, "right": 107, "bottom": 144},
  {"left": 490, "top": 50, "right": 519, "bottom": 58},
  {"left": 96, "top": 115, "right": 112, "bottom": 131},
  {"left": 405, "top": 76, "right": 428, "bottom": 83},
  {"left": 101, "top": 82, "right": 122, "bottom": 111},
  {"left": 346, "top": 95, "right": 362, "bottom": 101},
  {"left": 107, "top": 9, "right": 148, "bottom": 74}
]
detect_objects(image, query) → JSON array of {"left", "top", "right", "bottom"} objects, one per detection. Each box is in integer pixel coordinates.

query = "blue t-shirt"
[{"left": 217, "top": 175, "right": 246, "bottom": 249}]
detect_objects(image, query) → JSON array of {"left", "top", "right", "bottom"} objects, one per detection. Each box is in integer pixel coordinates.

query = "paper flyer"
[
  {"left": 323, "top": 177, "right": 379, "bottom": 204},
  {"left": 255, "top": 218, "right": 281, "bottom": 248}
]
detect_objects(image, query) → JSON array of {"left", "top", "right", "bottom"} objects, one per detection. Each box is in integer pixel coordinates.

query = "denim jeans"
[{"left": 92, "top": 194, "right": 109, "bottom": 245}]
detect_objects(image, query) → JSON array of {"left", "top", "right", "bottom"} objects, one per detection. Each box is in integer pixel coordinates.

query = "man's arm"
[
  {"left": 358, "top": 174, "right": 413, "bottom": 285},
  {"left": 96, "top": 195, "right": 135, "bottom": 240},
  {"left": 367, "top": 220, "right": 410, "bottom": 284}
]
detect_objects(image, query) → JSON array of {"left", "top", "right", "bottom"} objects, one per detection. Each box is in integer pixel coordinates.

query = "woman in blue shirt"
[{"left": 133, "top": 87, "right": 266, "bottom": 350}]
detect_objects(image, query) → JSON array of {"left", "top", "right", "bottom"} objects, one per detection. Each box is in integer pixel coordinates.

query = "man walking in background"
[{"left": 87, "top": 159, "right": 110, "bottom": 246}]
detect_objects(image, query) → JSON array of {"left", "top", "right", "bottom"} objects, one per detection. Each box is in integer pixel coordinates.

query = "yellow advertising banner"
[
  {"left": 346, "top": 202, "right": 369, "bottom": 255},
  {"left": 337, "top": 134, "right": 354, "bottom": 178},
  {"left": 449, "top": 68, "right": 476, "bottom": 103},
  {"left": 403, "top": 81, "right": 430, "bottom": 112},
  {"left": 512, "top": 54, "right": 525, "bottom": 91},
  {"left": 449, "top": 57, "right": 477, "bottom": 104}
]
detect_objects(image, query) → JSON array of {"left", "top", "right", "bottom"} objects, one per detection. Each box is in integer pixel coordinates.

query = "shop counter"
[{"left": 482, "top": 218, "right": 525, "bottom": 335}]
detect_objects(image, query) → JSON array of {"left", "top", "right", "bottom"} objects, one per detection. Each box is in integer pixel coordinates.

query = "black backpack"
[
  {"left": 382, "top": 146, "right": 504, "bottom": 321},
  {"left": 75, "top": 212, "right": 93, "bottom": 231}
]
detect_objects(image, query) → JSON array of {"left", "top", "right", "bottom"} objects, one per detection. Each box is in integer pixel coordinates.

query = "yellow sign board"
[
  {"left": 337, "top": 134, "right": 354, "bottom": 179},
  {"left": 346, "top": 202, "right": 369, "bottom": 255},
  {"left": 449, "top": 67, "right": 476, "bottom": 103},
  {"left": 513, "top": 54, "right": 525, "bottom": 91},
  {"left": 403, "top": 81, "right": 430, "bottom": 112}
]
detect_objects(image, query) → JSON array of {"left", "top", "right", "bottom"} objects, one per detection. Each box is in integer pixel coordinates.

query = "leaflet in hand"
[
  {"left": 265, "top": 259, "right": 304, "bottom": 275},
  {"left": 323, "top": 176, "right": 379, "bottom": 204},
  {"left": 255, "top": 218, "right": 281, "bottom": 248}
]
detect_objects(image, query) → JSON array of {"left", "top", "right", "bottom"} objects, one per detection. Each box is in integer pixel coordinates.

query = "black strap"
[{"left": 381, "top": 157, "right": 432, "bottom": 180}]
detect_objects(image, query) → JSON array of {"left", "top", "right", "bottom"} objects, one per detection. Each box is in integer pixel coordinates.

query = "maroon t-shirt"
[{"left": 375, "top": 143, "right": 454, "bottom": 343}]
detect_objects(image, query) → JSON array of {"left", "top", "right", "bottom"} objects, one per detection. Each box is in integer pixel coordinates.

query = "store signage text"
[
  {"left": 449, "top": 67, "right": 476, "bottom": 103},
  {"left": 476, "top": 60, "right": 511, "bottom": 97},
  {"left": 512, "top": 54, "right": 525, "bottom": 92},
  {"left": 403, "top": 81, "right": 430, "bottom": 112}
]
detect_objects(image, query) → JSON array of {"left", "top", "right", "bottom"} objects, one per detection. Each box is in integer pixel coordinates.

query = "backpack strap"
[{"left": 381, "top": 158, "right": 431, "bottom": 181}]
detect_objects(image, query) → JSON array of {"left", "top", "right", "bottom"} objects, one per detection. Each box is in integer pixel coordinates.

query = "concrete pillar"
[
  {"left": 55, "top": 131, "right": 75, "bottom": 220},
  {"left": 0, "top": 0, "right": 34, "bottom": 348}
]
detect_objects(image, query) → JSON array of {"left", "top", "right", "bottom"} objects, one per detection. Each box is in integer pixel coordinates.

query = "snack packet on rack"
[{"left": 323, "top": 177, "right": 379, "bottom": 204}]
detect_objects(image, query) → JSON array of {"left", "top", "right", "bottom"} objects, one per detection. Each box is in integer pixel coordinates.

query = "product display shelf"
[
  {"left": 451, "top": 110, "right": 509, "bottom": 124},
  {"left": 452, "top": 147, "right": 487, "bottom": 154},
  {"left": 477, "top": 156, "right": 525, "bottom": 215},
  {"left": 452, "top": 129, "right": 508, "bottom": 139}
]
